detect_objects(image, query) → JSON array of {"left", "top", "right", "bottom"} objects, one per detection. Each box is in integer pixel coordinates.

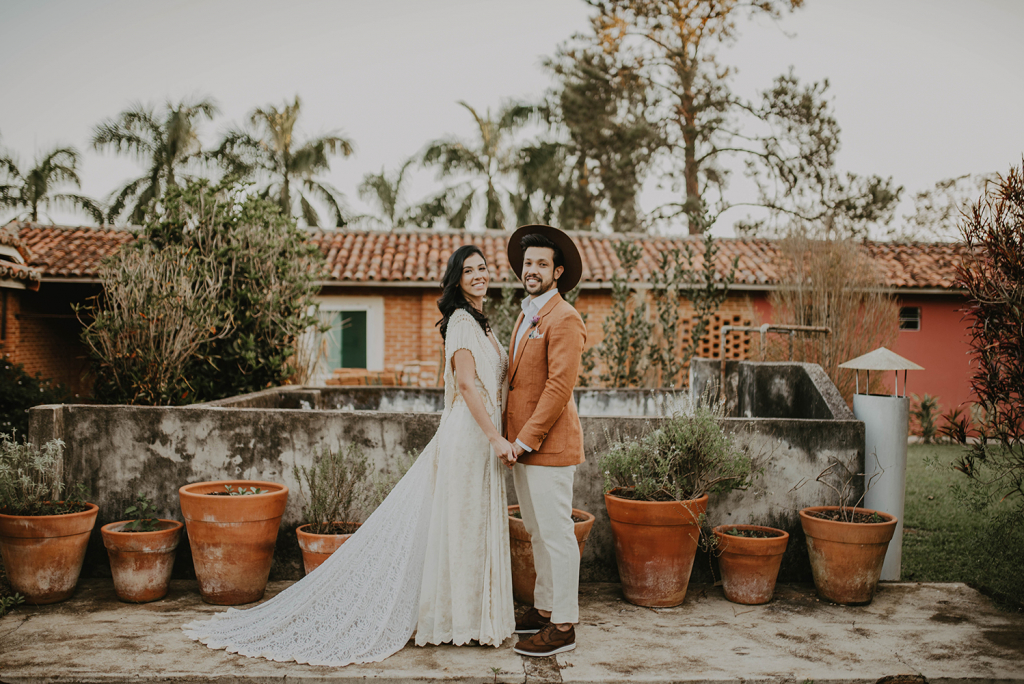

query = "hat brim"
[{"left": 507, "top": 224, "right": 583, "bottom": 293}]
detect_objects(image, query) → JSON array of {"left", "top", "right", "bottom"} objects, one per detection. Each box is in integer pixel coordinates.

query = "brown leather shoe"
[
  {"left": 513, "top": 623, "right": 576, "bottom": 657},
  {"left": 514, "top": 607, "right": 551, "bottom": 635}
]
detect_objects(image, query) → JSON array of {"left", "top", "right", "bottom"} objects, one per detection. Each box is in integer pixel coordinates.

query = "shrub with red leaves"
[{"left": 944, "top": 162, "right": 1024, "bottom": 516}]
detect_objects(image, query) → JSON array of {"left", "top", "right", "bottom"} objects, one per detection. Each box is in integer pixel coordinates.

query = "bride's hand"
[{"left": 490, "top": 435, "right": 516, "bottom": 469}]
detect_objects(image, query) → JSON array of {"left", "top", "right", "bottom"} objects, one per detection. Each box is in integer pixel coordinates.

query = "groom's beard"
[{"left": 524, "top": 275, "right": 557, "bottom": 295}]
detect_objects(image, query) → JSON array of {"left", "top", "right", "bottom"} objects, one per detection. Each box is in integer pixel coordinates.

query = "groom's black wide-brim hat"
[{"left": 507, "top": 224, "right": 583, "bottom": 294}]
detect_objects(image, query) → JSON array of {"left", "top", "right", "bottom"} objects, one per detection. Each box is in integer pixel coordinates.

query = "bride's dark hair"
[{"left": 436, "top": 244, "right": 492, "bottom": 340}]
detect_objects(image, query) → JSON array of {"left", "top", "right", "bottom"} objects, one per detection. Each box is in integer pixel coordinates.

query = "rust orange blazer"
[{"left": 504, "top": 292, "right": 588, "bottom": 467}]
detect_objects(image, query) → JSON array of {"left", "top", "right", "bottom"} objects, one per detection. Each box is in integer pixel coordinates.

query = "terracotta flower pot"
[
  {"left": 605, "top": 489, "right": 708, "bottom": 607},
  {"left": 295, "top": 522, "right": 361, "bottom": 575},
  {"left": 712, "top": 524, "right": 789, "bottom": 605},
  {"left": 100, "top": 519, "right": 183, "bottom": 603},
  {"left": 0, "top": 502, "right": 98, "bottom": 605},
  {"left": 799, "top": 505, "right": 897, "bottom": 605},
  {"left": 178, "top": 480, "right": 288, "bottom": 605},
  {"left": 507, "top": 505, "right": 595, "bottom": 606}
]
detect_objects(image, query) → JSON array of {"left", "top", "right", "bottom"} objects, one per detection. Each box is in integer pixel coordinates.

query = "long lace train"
[{"left": 182, "top": 437, "right": 439, "bottom": 666}]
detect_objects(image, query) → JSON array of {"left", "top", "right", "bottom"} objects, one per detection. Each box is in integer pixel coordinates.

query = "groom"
[{"left": 504, "top": 224, "right": 587, "bottom": 657}]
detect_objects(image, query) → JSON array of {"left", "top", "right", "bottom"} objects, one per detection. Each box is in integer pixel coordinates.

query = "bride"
[{"left": 183, "top": 245, "right": 517, "bottom": 665}]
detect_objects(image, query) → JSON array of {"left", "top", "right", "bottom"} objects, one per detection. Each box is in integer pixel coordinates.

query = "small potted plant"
[
  {"left": 600, "top": 387, "right": 756, "bottom": 607},
  {"left": 711, "top": 524, "right": 789, "bottom": 605},
  {"left": 178, "top": 479, "right": 288, "bottom": 605},
  {"left": 294, "top": 446, "right": 416, "bottom": 574},
  {"left": 799, "top": 458, "right": 897, "bottom": 605},
  {"left": 0, "top": 432, "right": 98, "bottom": 605},
  {"left": 100, "top": 493, "right": 183, "bottom": 603},
  {"left": 507, "top": 505, "right": 595, "bottom": 605},
  {"left": 294, "top": 444, "right": 371, "bottom": 575}
]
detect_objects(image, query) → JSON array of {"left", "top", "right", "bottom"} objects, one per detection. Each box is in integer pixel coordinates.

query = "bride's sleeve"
[{"left": 443, "top": 312, "right": 479, "bottom": 371}]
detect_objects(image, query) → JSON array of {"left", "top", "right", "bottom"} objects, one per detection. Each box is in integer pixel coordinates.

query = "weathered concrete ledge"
[
  {"left": 199, "top": 385, "right": 695, "bottom": 417},
  {"left": 1, "top": 579, "right": 1021, "bottom": 683}
]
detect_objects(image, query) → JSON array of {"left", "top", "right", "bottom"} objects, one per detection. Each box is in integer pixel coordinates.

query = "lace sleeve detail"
[{"left": 442, "top": 310, "right": 498, "bottom": 414}]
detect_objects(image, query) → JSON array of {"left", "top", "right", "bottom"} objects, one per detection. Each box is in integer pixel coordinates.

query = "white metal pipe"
[{"left": 855, "top": 393, "right": 909, "bottom": 581}]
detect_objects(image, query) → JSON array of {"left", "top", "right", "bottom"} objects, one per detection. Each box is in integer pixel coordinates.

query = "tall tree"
[
  {"left": 894, "top": 173, "right": 996, "bottom": 242},
  {"left": 422, "top": 100, "right": 536, "bottom": 231},
  {"left": 0, "top": 142, "right": 103, "bottom": 223},
  {"left": 92, "top": 97, "right": 218, "bottom": 224},
  {"left": 737, "top": 70, "right": 902, "bottom": 239},
  {"left": 217, "top": 96, "right": 353, "bottom": 228},
  {"left": 582, "top": 0, "right": 806, "bottom": 232},
  {"left": 524, "top": 48, "right": 660, "bottom": 232},
  {"left": 566, "top": 1, "right": 899, "bottom": 237}
]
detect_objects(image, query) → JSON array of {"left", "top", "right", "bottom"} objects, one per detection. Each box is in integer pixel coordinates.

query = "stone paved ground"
[{"left": 1, "top": 580, "right": 1022, "bottom": 683}]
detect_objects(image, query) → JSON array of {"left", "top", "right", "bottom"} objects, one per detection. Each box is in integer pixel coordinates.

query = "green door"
[{"left": 325, "top": 310, "right": 367, "bottom": 369}]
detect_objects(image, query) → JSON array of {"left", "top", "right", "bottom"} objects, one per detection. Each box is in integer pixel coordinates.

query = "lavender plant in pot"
[
  {"left": 294, "top": 445, "right": 413, "bottom": 575},
  {"left": 0, "top": 433, "right": 97, "bottom": 605}
]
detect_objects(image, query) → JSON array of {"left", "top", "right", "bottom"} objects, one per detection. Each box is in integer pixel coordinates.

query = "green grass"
[{"left": 902, "top": 444, "right": 1024, "bottom": 609}]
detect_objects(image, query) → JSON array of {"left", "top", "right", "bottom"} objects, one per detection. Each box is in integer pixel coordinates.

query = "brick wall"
[
  {"left": 1, "top": 283, "right": 98, "bottom": 397},
  {"left": 317, "top": 286, "right": 446, "bottom": 386},
  {"left": 573, "top": 289, "right": 761, "bottom": 385},
  {"left": 341, "top": 286, "right": 763, "bottom": 389}
]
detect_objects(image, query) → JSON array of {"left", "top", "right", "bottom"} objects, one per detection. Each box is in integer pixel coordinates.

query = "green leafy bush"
[
  {"left": 911, "top": 393, "right": 942, "bottom": 444},
  {"left": 600, "top": 386, "right": 754, "bottom": 501},
  {"left": 0, "top": 358, "right": 71, "bottom": 437},
  {"left": 0, "top": 432, "right": 89, "bottom": 515},
  {"left": 80, "top": 179, "right": 325, "bottom": 405}
]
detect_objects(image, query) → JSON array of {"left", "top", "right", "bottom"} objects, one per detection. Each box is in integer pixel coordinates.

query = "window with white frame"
[
  {"left": 310, "top": 296, "right": 385, "bottom": 382},
  {"left": 899, "top": 306, "right": 921, "bottom": 331}
]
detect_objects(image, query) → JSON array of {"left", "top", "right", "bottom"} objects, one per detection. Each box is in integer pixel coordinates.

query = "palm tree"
[
  {"left": 0, "top": 142, "right": 103, "bottom": 224},
  {"left": 355, "top": 158, "right": 415, "bottom": 230},
  {"left": 422, "top": 100, "right": 536, "bottom": 230},
  {"left": 92, "top": 97, "right": 218, "bottom": 224},
  {"left": 354, "top": 157, "right": 450, "bottom": 231},
  {"left": 216, "top": 96, "right": 353, "bottom": 227}
]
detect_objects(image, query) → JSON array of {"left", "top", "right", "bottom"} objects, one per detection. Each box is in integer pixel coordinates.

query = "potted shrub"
[
  {"left": 178, "top": 480, "right": 288, "bottom": 605},
  {"left": 600, "top": 389, "right": 755, "bottom": 607},
  {"left": 0, "top": 433, "right": 98, "bottom": 605},
  {"left": 294, "top": 444, "right": 371, "bottom": 575},
  {"left": 799, "top": 459, "right": 898, "bottom": 605},
  {"left": 294, "top": 445, "right": 415, "bottom": 575},
  {"left": 100, "top": 493, "right": 183, "bottom": 603},
  {"left": 507, "top": 505, "right": 595, "bottom": 605},
  {"left": 711, "top": 524, "right": 789, "bottom": 605}
]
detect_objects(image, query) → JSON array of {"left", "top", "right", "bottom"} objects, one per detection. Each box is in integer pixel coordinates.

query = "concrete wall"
[
  {"left": 29, "top": 363, "right": 863, "bottom": 585},
  {"left": 690, "top": 358, "right": 854, "bottom": 421},
  {"left": 201, "top": 386, "right": 692, "bottom": 418}
]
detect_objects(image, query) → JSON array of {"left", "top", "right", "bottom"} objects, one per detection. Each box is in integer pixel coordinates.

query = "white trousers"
[{"left": 512, "top": 463, "right": 579, "bottom": 624}]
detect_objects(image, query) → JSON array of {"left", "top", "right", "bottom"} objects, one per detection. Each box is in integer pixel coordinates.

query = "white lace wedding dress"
[{"left": 183, "top": 309, "right": 514, "bottom": 665}]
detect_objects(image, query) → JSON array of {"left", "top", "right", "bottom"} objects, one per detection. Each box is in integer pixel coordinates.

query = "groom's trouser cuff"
[{"left": 513, "top": 463, "right": 579, "bottom": 624}]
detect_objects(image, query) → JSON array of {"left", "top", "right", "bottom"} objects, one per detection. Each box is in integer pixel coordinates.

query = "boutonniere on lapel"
[{"left": 527, "top": 315, "right": 544, "bottom": 340}]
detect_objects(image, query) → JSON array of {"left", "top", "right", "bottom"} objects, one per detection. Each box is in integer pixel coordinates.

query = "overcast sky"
[{"left": 1, "top": 0, "right": 1022, "bottom": 236}]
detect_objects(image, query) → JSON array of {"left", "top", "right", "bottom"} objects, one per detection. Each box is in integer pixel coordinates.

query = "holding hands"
[{"left": 490, "top": 435, "right": 517, "bottom": 470}]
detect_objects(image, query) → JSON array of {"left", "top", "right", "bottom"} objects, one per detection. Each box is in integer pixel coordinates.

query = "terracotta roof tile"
[
  {"left": 0, "top": 260, "right": 41, "bottom": 290},
  {"left": 11, "top": 222, "right": 966, "bottom": 291},
  {"left": 16, "top": 222, "right": 136, "bottom": 278},
  {"left": 1, "top": 221, "right": 42, "bottom": 288}
]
